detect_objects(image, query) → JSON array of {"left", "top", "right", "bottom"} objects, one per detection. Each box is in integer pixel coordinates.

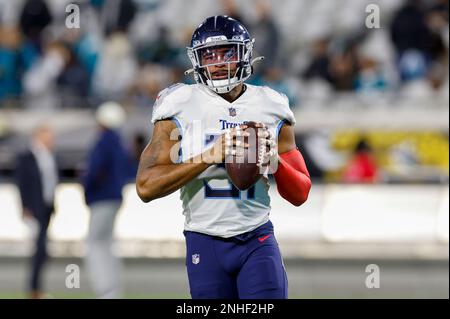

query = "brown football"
[{"left": 225, "top": 121, "right": 263, "bottom": 190}]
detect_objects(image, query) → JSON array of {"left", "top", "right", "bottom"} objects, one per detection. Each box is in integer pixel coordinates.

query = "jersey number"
[{"left": 204, "top": 134, "right": 255, "bottom": 199}]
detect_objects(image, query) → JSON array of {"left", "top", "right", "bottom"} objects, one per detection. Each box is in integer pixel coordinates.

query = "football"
[{"left": 225, "top": 121, "right": 263, "bottom": 190}]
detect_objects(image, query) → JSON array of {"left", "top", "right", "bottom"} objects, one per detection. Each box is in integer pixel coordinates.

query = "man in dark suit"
[{"left": 15, "top": 125, "right": 58, "bottom": 299}]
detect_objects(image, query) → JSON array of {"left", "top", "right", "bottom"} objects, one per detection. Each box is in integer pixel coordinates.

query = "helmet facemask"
[{"left": 187, "top": 39, "right": 254, "bottom": 94}]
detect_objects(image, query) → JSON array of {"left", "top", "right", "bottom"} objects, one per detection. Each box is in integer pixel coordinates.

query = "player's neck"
[{"left": 217, "top": 83, "right": 246, "bottom": 103}]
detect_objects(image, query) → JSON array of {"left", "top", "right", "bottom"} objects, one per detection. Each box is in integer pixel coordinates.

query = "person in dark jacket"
[
  {"left": 15, "top": 124, "right": 58, "bottom": 299},
  {"left": 19, "top": 0, "right": 52, "bottom": 49},
  {"left": 82, "top": 101, "right": 129, "bottom": 299}
]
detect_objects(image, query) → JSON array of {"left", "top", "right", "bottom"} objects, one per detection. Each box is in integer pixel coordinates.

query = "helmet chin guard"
[
  {"left": 185, "top": 16, "right": 263, "bottom": 94},
  {"left": 206, "top": 76, "right": 240, "bottom": 94}
]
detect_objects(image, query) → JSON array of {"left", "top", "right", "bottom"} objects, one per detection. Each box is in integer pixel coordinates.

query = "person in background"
[
  {"left": 354, "top": 57, "right": 387, "bottom": 94},
  {"left": 91, "top": 32, "right": 137, "bottom": 101},
  {"left": 19, "top": 0, "right": 52, "bottom": 52},
  {"left": 342, "top": 138, "right": 379, "bottom": 183},
  {"left": 251, "top": 0, "right": 280, "bottom": 76},
  {"left": 22, "top": 41, "right": 71, "bottom": 110},
  {"left": 220, "top": 0, "right": 249, "bottom": 30},
  {"left": 90, "top": 0, "right": 137, "bottom": 36},
  {"left": 15, "top": 124, "right": 58, "bottom": 299},
  {"left": 302, "top": 37, "right": 333, "bottom": 84},
  {"left": 56, "top": 42, "right": 91, "bottom": 108},
  {"left": 0, "top": 26, "right": 23, "bottom": 105},
  {"left": 82, "top": 101, "right": 129, "bottom": 299}
]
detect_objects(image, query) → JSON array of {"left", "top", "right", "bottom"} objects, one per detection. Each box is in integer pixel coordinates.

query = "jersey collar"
[{"left": 198, "top": 83, "right": 250, "bottom": 107}]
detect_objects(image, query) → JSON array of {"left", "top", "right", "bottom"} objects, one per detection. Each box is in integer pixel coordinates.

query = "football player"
[{"left": 137, "top": 15, "right": 311, "bottom": 299}]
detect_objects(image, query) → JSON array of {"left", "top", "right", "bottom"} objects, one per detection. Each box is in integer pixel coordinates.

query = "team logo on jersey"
[
  {"left": 192, "top": 254, "right": 200, "bottom": 265},
  {"left": 228, "top": 107, "right": 236, "bottom": 117}
]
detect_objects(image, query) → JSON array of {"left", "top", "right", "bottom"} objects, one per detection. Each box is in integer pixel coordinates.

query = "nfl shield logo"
[
  {"left": 192, "top": 254, "right": 200, "bottom": 265},
  {"left": 229, "top": 107, "right": 236, "bottom": 117}
]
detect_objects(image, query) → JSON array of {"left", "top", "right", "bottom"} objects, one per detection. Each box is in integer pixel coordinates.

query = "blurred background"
[{"left": 0, "top": 0, "right": 448, "bottom": 298}]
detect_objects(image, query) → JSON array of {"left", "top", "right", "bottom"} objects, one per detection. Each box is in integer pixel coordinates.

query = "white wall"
[{"left": 1, "top": 183, "right": 448, "bottom": 244}]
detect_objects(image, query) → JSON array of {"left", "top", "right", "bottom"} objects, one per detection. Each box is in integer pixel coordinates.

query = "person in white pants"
[
  {"left": 82, "top": 102, "right": 131, "bottom": 298},
  {"left": 85, "top": 201, "right": 123, "bottom": 298}
]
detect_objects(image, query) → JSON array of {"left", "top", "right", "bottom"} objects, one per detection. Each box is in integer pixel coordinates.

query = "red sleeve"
[{"left": 273, "top": 148, "right": 312, "bottom": 206}]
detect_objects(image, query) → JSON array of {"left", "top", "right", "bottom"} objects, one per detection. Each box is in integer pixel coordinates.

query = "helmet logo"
[
  {"left": 224, "top": 47, "right": 236, "bottom": 61},
  {"left": 205, "top": 35, "right": 227, "bottom": 43}
]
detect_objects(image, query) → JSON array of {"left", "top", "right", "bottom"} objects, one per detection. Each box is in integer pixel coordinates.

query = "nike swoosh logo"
[{"left": 258, "top": 234, "right": 271, "bottom": 243}]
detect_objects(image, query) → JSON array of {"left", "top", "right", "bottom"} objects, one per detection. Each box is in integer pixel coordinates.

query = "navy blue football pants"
[{"left": 184, "top": 220, "right": 288, "bottom": 299}]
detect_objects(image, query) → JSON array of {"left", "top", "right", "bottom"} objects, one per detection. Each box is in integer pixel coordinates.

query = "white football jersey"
[{"left": 151, "top": 83, "right": 296, "bottom": 238}]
